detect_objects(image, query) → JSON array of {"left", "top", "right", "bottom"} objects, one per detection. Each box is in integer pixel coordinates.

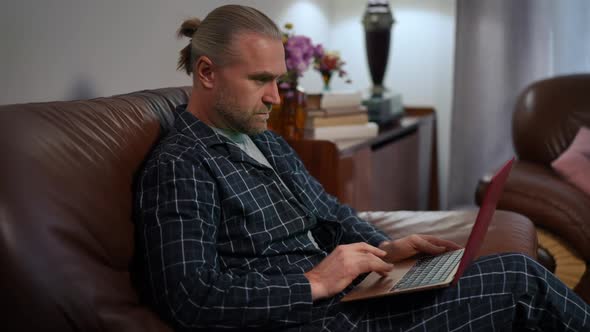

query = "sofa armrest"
[
  {"left": 359, "top": 210, "right": 537, "bottom": 259},
  {"left": 476, "top": 160, "right": 590, "bottom": 261}
]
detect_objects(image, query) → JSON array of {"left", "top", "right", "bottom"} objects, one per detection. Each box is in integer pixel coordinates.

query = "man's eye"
[{"left": 255, "top": 78, "right": 274, "bottom": 86}]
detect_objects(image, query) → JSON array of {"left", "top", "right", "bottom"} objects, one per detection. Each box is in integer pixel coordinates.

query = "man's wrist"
[{"left": 304, "top": 270, "right": 326, "bottom": 301}]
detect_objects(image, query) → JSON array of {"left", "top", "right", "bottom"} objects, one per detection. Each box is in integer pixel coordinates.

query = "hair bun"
[{"left": 177, "top": 18, "right": 201, "bottom": 38}]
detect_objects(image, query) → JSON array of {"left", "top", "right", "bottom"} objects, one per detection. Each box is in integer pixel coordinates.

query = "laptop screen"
[{"left": 452, "top": 158, "right": 514, "bottom": 284}]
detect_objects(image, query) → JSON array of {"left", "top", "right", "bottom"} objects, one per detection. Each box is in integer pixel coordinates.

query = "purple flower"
[
  {"left": 284, "top": 35, "right": 318, "bottom": 77},
  {"left": 279, "top": 24, "right": 328, "bottom": 88},
  {"left": 313, "top": 44, "right": 325, "bottom": 58}
]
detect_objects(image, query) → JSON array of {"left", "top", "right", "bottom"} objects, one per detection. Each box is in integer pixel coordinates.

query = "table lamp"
[{"left": 362, "top": 0, "right": 404, "bottom": 123}]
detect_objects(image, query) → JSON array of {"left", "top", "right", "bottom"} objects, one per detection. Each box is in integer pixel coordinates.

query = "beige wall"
[{"left": 0, "top": 0, "right": 332, "bottom": 104}]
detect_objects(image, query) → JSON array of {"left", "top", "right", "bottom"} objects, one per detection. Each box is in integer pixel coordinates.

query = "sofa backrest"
[
  {"left": 513, "top": 74, "right": 590, "bottom": 165},
  {"left": 0, "top": 87, "right": 190, "bottom": 331}
]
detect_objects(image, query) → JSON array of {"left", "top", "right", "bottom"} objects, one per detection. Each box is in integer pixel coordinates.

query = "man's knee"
[
  {"left": 476, "top": 253, "right": 543, "bottom": 274},
  {"left": 462, "top": 253, "right": 548, "bottom": 295}
]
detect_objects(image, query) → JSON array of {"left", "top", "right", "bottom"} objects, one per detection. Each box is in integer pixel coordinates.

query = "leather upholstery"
[
  {"left": 476, "top": 162, "right": 590, "bottom": 260},
  {"left": 476, "top": 74, "right": 590, "bottom": 302},
  {"left": 0, "top": 87, "right": 537, "bottom": 331},
  {"left": 0, "top": 88, "right": 190, "bottom": 331},
  {"left": 513, "top": 74, "right": 590, "bottom": 165}
]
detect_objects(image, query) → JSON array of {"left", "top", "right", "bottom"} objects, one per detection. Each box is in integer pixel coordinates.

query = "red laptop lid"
[{"left": 452, "top": 157, "right": 514, "bottom": 284}]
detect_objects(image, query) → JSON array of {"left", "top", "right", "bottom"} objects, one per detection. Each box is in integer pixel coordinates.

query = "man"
[{"left": 133, "top": 4, "right": 590, "bottom": 331}]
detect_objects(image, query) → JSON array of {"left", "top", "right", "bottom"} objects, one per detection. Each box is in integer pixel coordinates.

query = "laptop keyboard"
[{"left": 392, "top": 249, "right": 464, "bottom": 291}]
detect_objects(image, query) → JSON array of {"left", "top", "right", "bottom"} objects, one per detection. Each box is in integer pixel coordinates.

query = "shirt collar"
[
  {"left": 173, "top": 104, "right": 275, "bottom": 147},
  {"left": 173, "top": 104, "right": 271, "bottom": 166},
  {"left": 173, "top": 104, "right": 230, "bottom": 148}
]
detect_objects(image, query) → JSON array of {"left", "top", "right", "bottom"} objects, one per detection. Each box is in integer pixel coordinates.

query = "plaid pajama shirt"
[{"left": 133, "top": 106, "right": 590, "bottom": 331}]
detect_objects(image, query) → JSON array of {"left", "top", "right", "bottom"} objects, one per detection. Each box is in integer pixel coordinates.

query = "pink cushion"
[{"left": 551, "top": 127, "right": 590, "bottom": 196}]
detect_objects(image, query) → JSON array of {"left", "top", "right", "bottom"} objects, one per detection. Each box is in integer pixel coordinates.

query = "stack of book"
[{"left": 304, "top": 91, "right": 379, "bottom": 141}]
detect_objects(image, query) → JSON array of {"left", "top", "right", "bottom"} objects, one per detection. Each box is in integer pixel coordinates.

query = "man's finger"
[
  {"left": 353, "top": 242, "right": 387, "bottom": 257},
  {"left": 421, "top": 235, "right": 463, "bottom": 250},
  {"left": 369, "top": 257, "right": 395, "bottom": 275},
  {"left": 413, "top": 236, "right": 447, "bottom": 255},
  {"left": 372, "top": 256, "right": 394, "bottom": 277},
  {"left": 359, "top": 253, "right": 394, "bottom": 275}
]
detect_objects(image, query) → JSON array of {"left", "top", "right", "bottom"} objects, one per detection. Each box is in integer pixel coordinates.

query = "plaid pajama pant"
[{"left": 290, "top": 253, "right": 590, "bottom": 332}]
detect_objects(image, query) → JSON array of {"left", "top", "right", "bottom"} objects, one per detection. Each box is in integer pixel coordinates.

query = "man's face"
[{"left": 213, "top": 33, "right": 286, "bottom": 135}]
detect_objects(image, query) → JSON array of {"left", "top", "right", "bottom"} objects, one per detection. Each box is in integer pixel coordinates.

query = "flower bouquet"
[
  {"left": 279, "top": 23, "right": 323, "bottom": 90},
  {"left": 314, "top": 51, "right": 351, "bottom": 91}
]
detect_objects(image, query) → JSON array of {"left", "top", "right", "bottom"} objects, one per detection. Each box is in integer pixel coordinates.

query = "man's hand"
[
  {"left": 379, "top": 235, "right": 462, "bottom": 263},
  {"left": 304, "top": 243, "right": 394, "bottom": 301}
]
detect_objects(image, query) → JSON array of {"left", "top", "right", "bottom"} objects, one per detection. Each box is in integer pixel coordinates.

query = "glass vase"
[
  {"left": 321, "top": 71, "right": 333, "bottom": 92},
  {"left": 269, "top": 86, "right": 306, "bottom": 140}
]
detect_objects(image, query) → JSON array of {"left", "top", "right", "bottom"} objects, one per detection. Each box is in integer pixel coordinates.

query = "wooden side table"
[{"left": 287, "top": 107, "right": 438, "bottom": 211}]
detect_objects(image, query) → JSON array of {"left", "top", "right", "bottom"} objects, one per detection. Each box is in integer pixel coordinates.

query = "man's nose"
[{"left": 262, "top": 82, "right": 281, "bottom": 106}]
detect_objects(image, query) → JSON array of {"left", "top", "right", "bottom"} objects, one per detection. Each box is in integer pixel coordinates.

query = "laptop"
[{"left": 341, "top": 157, "right": 515, "bottom": 302}]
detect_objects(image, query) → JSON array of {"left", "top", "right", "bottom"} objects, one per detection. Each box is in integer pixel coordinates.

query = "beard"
[{"left": 213, "top": 87, "right": 271, "bottom": 135}]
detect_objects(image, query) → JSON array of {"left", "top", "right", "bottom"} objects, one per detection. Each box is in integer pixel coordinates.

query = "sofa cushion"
[
  {"left": 551, "top": 127, "right": 590, "bottom": 197},
  {"left": 359, "top": 210, "right": 538, "bottom": 259}
]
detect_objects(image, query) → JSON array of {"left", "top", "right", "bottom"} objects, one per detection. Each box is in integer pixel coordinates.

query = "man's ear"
[{"left": 195, "top": 56, "right": 215, "bottom": 89}]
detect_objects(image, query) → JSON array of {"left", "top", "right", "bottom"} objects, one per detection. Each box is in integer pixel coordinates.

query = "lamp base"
[{"left": 363, "top": 91, "right": 404, "bottom": 124}]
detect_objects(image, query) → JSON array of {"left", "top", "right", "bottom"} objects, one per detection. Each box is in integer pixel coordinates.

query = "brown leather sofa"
[
  {"left": 476, "top": 74, "right": 590, "bottom": 303},
  {"left": 0, "top": 87, "right": 537, "bottom": 331}
]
